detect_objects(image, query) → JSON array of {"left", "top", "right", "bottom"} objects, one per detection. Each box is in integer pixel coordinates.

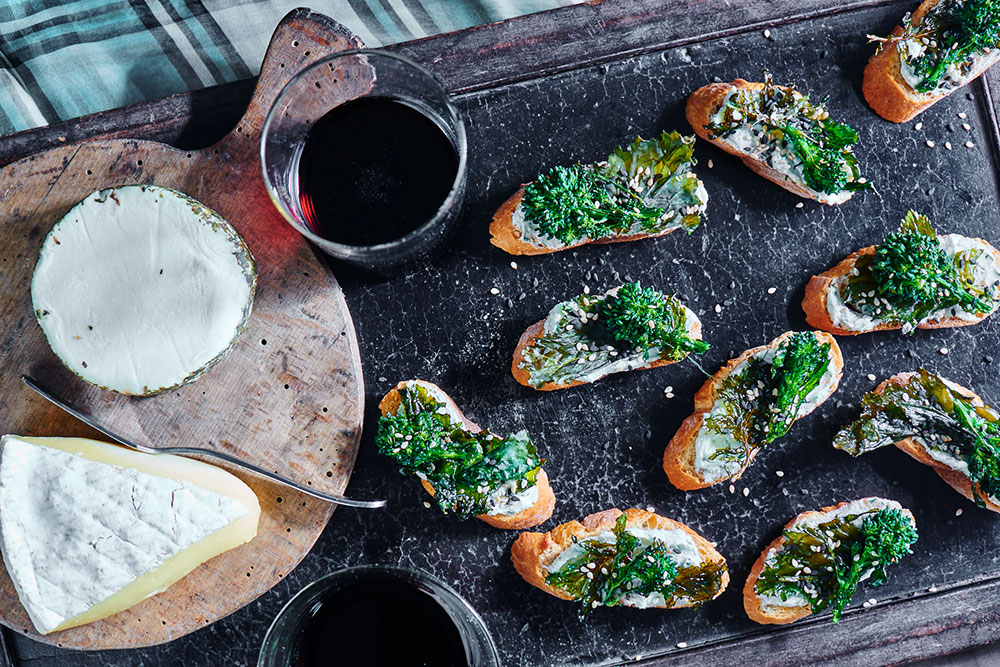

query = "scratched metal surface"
[{"left": 12, "top": 3, "right": 1000, "bottom": 666}]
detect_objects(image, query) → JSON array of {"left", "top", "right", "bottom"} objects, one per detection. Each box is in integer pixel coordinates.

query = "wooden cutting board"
[{"left": 0, "top": 9, "right": 366, "bottom": 649}]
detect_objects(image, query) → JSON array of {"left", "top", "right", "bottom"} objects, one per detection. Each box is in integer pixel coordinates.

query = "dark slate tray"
[{"left": 4, "top": 1, "right": 1000, "bottom": 665}]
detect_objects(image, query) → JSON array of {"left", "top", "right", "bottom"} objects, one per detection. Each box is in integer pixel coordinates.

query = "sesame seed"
[
  {"left": 583, "top": 285, "right": 590, "bottom": 294},
  {"left": 940, "top": 347, "right": 949, "bottom": 355},
  {"left": 776, "top": 470, "right": 785, "bottom": 477},
  {"left": 956, "top": 508, "right": 963, "bottom": 516},
  {"left": 928, "top": 586, "right": 938, "bottom": 593},
  {"left": 743, "top": 487, "right": 750, "bottom": 497},
  {"left": 867, "top": 373, "right": 876, "bottom": 381},
  {"left": 945, "top": 142, "right": 952, "bottom": 150},
  {"left": 963, "top": 123, "right": 971, "bottom": 131},
  {"left": 926, "top": 140, "right": 935, "bottom": 148},
  {"left": 914, "top": 122, "right": 923, "bottom": 130},
  {"left": 490, "top": 287, "right": 500, "bottom": 295},
  {"left": 868, "top": 598, "right": 878, "bottom": 605},
  {"left": 510, "top": 261, "right": 518, "bottom": 270},
  {"left": 729, "top": 484, "right": 736, "bottom": 494},
  {"left": 767, "top": 287, "right": 777, "bottom": 294},
  {"left": 763, "top": 29, "right": 771, "bottom": 38},
  {"left": 714, "top": 304, "right": 722, "bottom": 313},
  {"left": 664, "top": 386, "right": 673, "bottom": 394},
  {"left": 423, "top": 501, "right": 431, "bottom": 508},
  {"left": 795, "top": 202, "right": 804, "bottom": 208},
  {"left": 958, "top": 112, "right": 967, "bottom": 119},
  {"left": 708, "top": 159, "right": 714, "bottom": 168},
  {"left": 966, "top": 141, "right": 975, "bottom": 148},
  {"left": 677, "top": 642, "right": 689, "bottom": 649}
]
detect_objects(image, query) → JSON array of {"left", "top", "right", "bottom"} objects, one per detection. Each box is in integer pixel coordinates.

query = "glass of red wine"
[
  {"left": 261, "top": 50, "right": 467, "bottom": 273},
  {"left": 257, "top": 565, "right": 501, "bottom": 667}
]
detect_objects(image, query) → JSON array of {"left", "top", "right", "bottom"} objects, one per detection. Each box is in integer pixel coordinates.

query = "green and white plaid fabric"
[{"left": 0, "top": 0, "right": 578, "bottom": 137}]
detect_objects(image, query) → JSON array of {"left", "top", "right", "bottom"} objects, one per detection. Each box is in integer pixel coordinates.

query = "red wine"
[
  {"left": 297, "top": 97, "right": 459, "bottom": 246},
  {"left": 293, "top": 576, "right": 468, "bottom": 666}
]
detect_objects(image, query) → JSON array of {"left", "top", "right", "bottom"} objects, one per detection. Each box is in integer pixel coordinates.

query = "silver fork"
[{"left": 21, "top": 375, "right": 386, "bottom": 509}]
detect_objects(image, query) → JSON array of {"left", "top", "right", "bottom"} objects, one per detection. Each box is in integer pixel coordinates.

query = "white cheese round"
[{"left": 31, "top": 185, "right": 256, "bottom": 395}]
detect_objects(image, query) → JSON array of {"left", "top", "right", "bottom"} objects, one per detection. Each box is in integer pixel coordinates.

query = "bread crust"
[
  {"left": 488, "top": 184, "right": 695, "bottom": 256},
  {"left": 743, "top": 498, "right": 916, "bottom": 624},
  {"left": 873, "top": 373, "right": 1000, "bottom": 514},
  {"left": 862, "top": 0, "right": 998, "bottom": 123},
  {"left": 511, "top": 508, "right": 729, "bottom": 608},
  {"left": 378, "top": 380, "right": 555, "bottom": 529},
  {"left": 662, "top": 331, "right": 844, "bottom": 490},
  {"left": 686, "top": 79, "right": 854, "bottom": 205},
  {"left": 803, "top": 238, "right": 1000, "bottom": 335},
  {"left": 510, "top": 287, "right": 703, "bottom": 391}
]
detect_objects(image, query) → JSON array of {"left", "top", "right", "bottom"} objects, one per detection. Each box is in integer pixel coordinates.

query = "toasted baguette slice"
[
  {"left": 511, "top": 285, "right": 703, "bottom": 391},
  {"left": 686, "top": 79, "right": 855, "bottom": 205},
  {"left": 378, "top": 380, "right": 555, "bottom": 529},
  {"left": 512, "top": 508, "right": 728, "bottom": 608},
  {"left": 863, "top": 0, "right": 1000, "bottom": 123},
  {"left": 663, "top": 331, "right": 844, "bottom": 490},
  {"left": 744, "top": 497, "right": 915, "bottom": 624},
  {"left": 804, "top": 235, "right": 1000, "bottom": 335},
  {"left": 871, "top": 372, "right": 1000, "bottom": 513}
]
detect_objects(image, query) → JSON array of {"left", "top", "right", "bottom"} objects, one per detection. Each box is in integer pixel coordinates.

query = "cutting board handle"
[{"left": 217, "top": 8, "right": 365, "bottom": 155}]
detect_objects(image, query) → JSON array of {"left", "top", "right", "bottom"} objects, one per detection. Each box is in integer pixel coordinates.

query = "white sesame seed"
[
  {"left": 940, "top": 347, "right": 949, "bottom": 355},
  {"left": 956, "top": 508, "right": 963, "bottom": 516},
  {"left": 743, "top": 487, "right": 750, "bottom": 497},
  {"left": 583, "top": 285, "right": 590, "bottom": 294},
  {"left": 867, "top": 374, "right": 876, "bottom": 382},
  {"left": 767, "top": 287, "right": 777, "bottom": 294},
  {"left": 928, "top": 586, "right": 938, "bottom": 593},
  {"left": 926, "top": 140, "right": 935, "bottom": 148},
  {"left": 962, "top": 123, "right": 971, "bottom": 131},
  {"left": 510, "top": 261, "right": 518, "bottom": 270},
  {"left": 776, "top": 470, "right": 785, "bottom": 478},
  {"left": 914, "top": 122, "right": 923, "bottom": 130},
  {"left": 490, "top": 287, "right": 500, "bottom": 295},
  {"left": 714, "top": 304, "right": 722, "bottom": 313},
  {"left": 868, "top": 598, "right": 878, "bottom": 605},
  {"left": 708, "top": 159, "right": 714, "bottom": 168},
  {"left": 966, "top": 141, "right": 975, "bottom": 148},
  {"left": 677, "top": 642, "right": 689, "bottom": 649},
  {"left": 423, "top": 501, "right": 432, "bottom": 508},
  {"left": 945, "top": 142, "right": 952, "bottom": 150},
  {"left": 795, "top": 202, "right": 804, "bottom": 208},
  {"left": 729, "top": 484, "right": 736, "bottom": 494},
  {"left": 664, "top": 386, "right": 673, "bottom": 394},
  {"left": 958, "top": 112, "right": 967, "bottom": 119},
  {"left": 763, "top": 29, "right": 771, "bottom": 39}
]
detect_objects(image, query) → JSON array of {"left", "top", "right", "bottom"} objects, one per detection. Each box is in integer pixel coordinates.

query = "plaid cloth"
[{"left": 0, "top": 0, "right": 579, "bottom": 137}]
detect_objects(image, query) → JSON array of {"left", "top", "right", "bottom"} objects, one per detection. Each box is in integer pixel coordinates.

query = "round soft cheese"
[{"left": 31, "top": 185, "right": 256, "bottom": 395}]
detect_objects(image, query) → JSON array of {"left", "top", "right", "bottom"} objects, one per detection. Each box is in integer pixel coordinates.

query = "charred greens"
[
  {"left": 705, "top": 72, "right": 869, "bottom": 196},
  {"left": 839, "top": 212, "right": 997, "bottom": 333},
  {"left": 834, "top": 369, "right": 1000, "bottom": 506},
  {"left": 873, "top": 0, "right": 1000, "bottom": 93},
  {"left": 376, "top": 384, "right": 543, "bottom": 518},
  {"left": 545, "top": 513, "right": 726, "bottom": 619},
  {"left": 704, "top": 332, "right": 834, "bottom": 475},
  {"left": 520, "top": 131, "right": 705, "bottom": 245},
  {"left": 755, "top": 506, "right": 917, "bottom": 622},
  {"left": 518, "top": 283, "right": 708, "bottom": 389}
]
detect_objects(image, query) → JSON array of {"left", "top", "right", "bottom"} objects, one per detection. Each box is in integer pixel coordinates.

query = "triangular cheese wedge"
[{"left": 0, "top": 435, "right": 260, "bottom": 634}]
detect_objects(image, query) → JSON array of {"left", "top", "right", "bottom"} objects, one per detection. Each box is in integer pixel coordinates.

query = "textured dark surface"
[{"left": 8, "top": 1, "right": 1000, "bottom": 666}]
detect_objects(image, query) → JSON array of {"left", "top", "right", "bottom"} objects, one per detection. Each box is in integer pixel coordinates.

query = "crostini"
[
  {"left": 864, "top": 0, "right": 1000, "bottom": 123},
  {"left": 512, "top": 282, "right": 708, "bottom": 390},
  {"left": 686, "top": 73, "right": 870, "bottom": 205},
  {"left": 834, "top": 369, "right": 1000, "bottom": 512},
  {"left": 663, "top": 331, "right": 843, "bottom": 490},
  {"left": 511, "top": 508, "right": 728, "bottom": 618},
  {"left": 745, "top": 497, "right": 917, "bottom": 624},
  {"left": 377, "top": 380, "right": 555, "bottom": 529},
  {"left": 490, "top": 131, "right": 708, "bottom": 255},
  {"left": 804, "top": 210, "right": 1000, "bottom": 335}
]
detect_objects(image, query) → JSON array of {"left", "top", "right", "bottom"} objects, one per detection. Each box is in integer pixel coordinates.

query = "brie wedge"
[
  {"left": 31, "top": 185, "right": 256, "bottom": 395},
  {"left": 0, "top": 435, "right": 260, "bottom": 634}
]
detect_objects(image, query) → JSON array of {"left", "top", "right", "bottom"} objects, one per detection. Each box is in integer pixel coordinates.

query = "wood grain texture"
[{"left": 0, "top": 9, "right": 366, "bottom": 649}]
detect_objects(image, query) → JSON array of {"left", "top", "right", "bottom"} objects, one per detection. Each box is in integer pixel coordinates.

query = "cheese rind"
[
  {"left": 0, "top": 435, "right": 260, "bottom": 634},
  {"left": 31, "top": 185, "right": 256, "bottom": 396}
]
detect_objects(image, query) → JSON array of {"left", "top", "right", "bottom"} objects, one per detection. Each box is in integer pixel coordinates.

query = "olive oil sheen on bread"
[{"left": 297, "top": 97, "right": 459, "bottom": 247}]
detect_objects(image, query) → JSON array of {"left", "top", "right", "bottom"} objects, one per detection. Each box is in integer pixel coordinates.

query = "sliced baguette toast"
[
  {"left": 511, "top": 507, "right": 728, "bottom": 607},
  {"left": 804, "top": 237, "right": 1000, "bottom": 335},
  {"left": 863, "top": 0, "right": 999, "bottom": 123},
  {"left": 744, "top": 498, "right": 915, "bottom": 624},
  {"left": 663, "top": 331, "right": 844, "bottom": 490},
  {"left": 511, "top": 286, "right": 703, "bottom": 391},
  {"left": 490, "top": 189, "right": 685, "bottom": 256},
  {"left": 378, "top": 380, "right": 555, "bottom": 529},
  {"left": 871, "top": 372, "right": 1000, "bottom": 513},
  {"left": 686, "top": 79, "right": 854, "bottom": 205}
]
